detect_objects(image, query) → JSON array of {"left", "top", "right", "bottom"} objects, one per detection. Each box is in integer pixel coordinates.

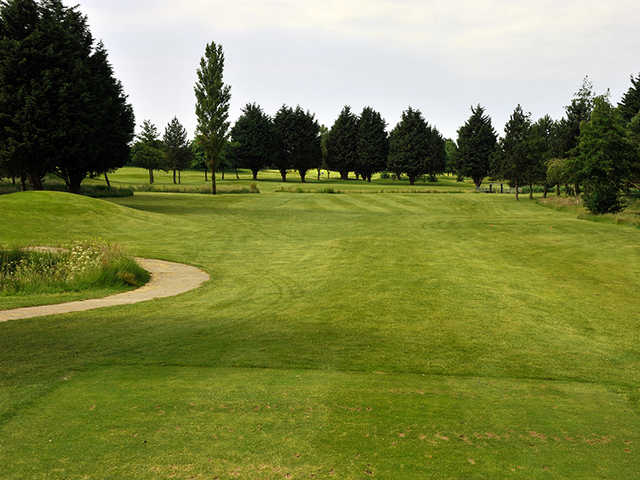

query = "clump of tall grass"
[{"left": 0, "top": 242, "right": 149, "bottom": 296}]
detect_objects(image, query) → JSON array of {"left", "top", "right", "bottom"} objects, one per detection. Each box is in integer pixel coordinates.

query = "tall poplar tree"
[
  {"left": 194, "top": 41, "right": 231, "bottom": 195},
  {"left": 456, "top": 105, "right": 497, "bottom": 189}
]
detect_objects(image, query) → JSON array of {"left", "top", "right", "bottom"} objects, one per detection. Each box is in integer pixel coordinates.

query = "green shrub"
[{"left": 583, "top": 183, "right": 626, "bottom": 214}]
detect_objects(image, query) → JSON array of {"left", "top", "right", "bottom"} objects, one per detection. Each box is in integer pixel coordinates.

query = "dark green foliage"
[
  {"left": 424, "top": 125, "right": 447, "bottom": 182},
  {"left": 0, "top": 0, "right": 134, "bottom": 194},
  {"left": 494, "top": 105, "right": 532, "bottom": 200},
  {"left": 230, "top": 103, "right": 274, "bottom": 180},
  {"left": 576, "top": 96, "right": 636, "bottom": 213},
  {"left": 356, "top": 107, "right": 388, "bottom": 182},
  {"left": 628, "top": 112, "right": 640, "bottom": 186},
  {"left": 273, "top": 105, "right": 322, "bottom": 183},
  {"left": 194, "top": 41, "right": 231, "bottom": 194},
  {"left": 444, "top": 139, "right": 458, "bottom": 176},
  {"left": 527, "top": 115, "right": 556, "bottom": 197},
  {"left": 556, "top": 77, "right": 595, "bottom": 157},
  {"left": 163, "top": 117, "right": 192, "bottom": 184},
  {"left": 326, "top": 106, "right": 359, "bottom": 180},
  {"left": 131, "top": 120, "right": 164, "bottom": 184},
  {"left": 455, "top": 105, "right": 497, "bottom": 188},
  {"left": 387, "top": 107, "right": 429, "bottom": 185},
  {"left": 618, "top": 73, "right": 640, "bottom": 124}
]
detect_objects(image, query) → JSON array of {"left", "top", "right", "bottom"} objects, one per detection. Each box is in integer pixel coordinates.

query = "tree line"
[
  {"left": 1, "top": 1, "right": 639, "bottom": 213},
  {"left": 451, "top": 77, "right": 640, "bottom": 212}
]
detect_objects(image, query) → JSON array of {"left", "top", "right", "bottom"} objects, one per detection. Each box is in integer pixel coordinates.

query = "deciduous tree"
[{"left": 194, "top": 41, "right": 231, "bottom": 195}]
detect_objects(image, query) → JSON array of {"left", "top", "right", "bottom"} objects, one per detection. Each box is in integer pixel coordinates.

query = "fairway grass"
[{"left": 1, "top": 189, "right": 639, "bottom": 479}]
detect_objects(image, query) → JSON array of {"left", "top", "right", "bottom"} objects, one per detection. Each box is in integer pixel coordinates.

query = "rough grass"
[
  {"left": 0, "top": 242, "right": 149, "bottom": 310},
  {"left": 0, "top": 189, "right": 639, "bottom": 479}
]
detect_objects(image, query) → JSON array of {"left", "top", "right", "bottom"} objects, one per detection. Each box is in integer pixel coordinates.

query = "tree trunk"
[
  {"left": 409, "top": 176, "right": 416, "bottom": 185},
  {"left": 355, "top": 173, "right": 360, "bottom": 180},
  {"left": 543, "top": 184, "right": 548, "bottom": 198},
  {"left": 11, "top": 176, "right": 15, "bottom": 185},
  {"left": 29, "top": 174, "right": 44, "bottom": 190},
  {"left": 280, "top": 170, "right": 287, "bottom": 182},
  {"left": 340, "top": 171, "right": 349, "bottom": 181},
  {"left": 179, "top": 170, "right": 181, "bottom": 184},
  {"left": 317, "top": 169, "right": 321, "bottom": 181},
  {"left": 575, "top": 183, "right": 580, "bottom": 197},
  {"left": 205, "top": 169, "right": 208, "bottom": 182},
  {"left": 104, "top": 172, "right": 111, "bottom": 188},
  {"left": 148, "top": 169, "right": 154, "bottom": 184},
  {"left": 20, "top": 174, "right": 27, "bottom": 191},
  {"left": 529, "top": 183, "right": 533, "bottom": 200},
  {"left": 367, "top": 175, "right": 372, "bottom": 183},
  {"left": 556, "top": 184, "right": 560, "bottom": 196},
  {"left": 515, "top": 180, "right": 519, "bottom": 200},
  {"left": 252, "top": 170, "right": 258, "bottom": 180},
  {"left": 173, "top": 169, "right": 176, "bottom": 184},
  {"left": 299, "top": 170, "right": 306, "bottom": 183},
  {"left": 235, "top": 168, "right": 239, "bottom": 180},
  {"left": 211, "top": 165, "right": 217, "bottom": 194},
  {"left": 221, "top": 170, "right": 225, "bottom": 180}
]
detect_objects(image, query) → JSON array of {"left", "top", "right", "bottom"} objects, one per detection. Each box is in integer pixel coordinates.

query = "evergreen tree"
[
  {"left": 326, "top": 106, "right": 359, "bottom": 180},
  {"left": 576, "top": 96, "right": 636, "bottom": 213},
  {"left": 273, "top": 105, "right": 322, "bottom": 183},
  {"left": 194, "top": 41, "right": 231, "bottom": 195},
  {"left": 444, "top": 139, "right": 458, "bottom": 176},
  {"left": 425, "top": 125, "right": 446, "bottom": 182},
  {"left": 319, "top": 124, "right": 329, "bottom": 180},
  {"left": 163, "top": 117, "right": 191, "bottom": 184},
  {"left": 356, "top": 107, "right": 388, "bottom": 182},
  {"left": 0, "top": 0, "right": 134, "bottom": 193},
  {"left": 527, "top": 115, "right": 556, "bottom": 198},
  {"left": 495, "top": 105, "right": 532, "bottom": 200},
  {"left": 618, "top": 73, "right": 640, "bottom": 124},
  {"left": 456, "top": 105, "right": 497, "bottom": 188},
  {"left": 230, "top": 103, "right": 274, "bottom": 180},
  {"left": 628, "top": 112, "right": 640, "bottom": 187},
  {"left": 557, "top": 76, "right": 595, "bottom": 157},
  {"left": 387, "top": 107, "right": 429, "bottom": 185},
  {"left": 132, "top": 120, "right": 164, "bottom": 184}
]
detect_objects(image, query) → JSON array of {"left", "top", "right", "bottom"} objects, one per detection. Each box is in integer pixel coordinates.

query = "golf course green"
[{"left": 0, "top": 176, "right": 639, "bottom": 479}]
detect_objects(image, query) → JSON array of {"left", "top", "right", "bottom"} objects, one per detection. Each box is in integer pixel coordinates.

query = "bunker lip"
[{"left": 0, "top": 257, "right": 210, "bottom": 322}]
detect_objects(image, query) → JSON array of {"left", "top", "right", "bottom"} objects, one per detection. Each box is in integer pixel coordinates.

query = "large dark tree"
[
  {"left": 230, "top": 103, "right": 274, "bottom": 180},
  {"left": 194, "top": 41, "right": 231, "bottom": 195},
  {"left": 618, "top": 73, "right": 640, "bottom": 124},
  {"left": 576, "top": 96, "right": 636, "bottom": 213},
  {"left": 456, "top": 105, "right": 497, "bottom": 188},
  {"left": 273, "top": 105, "right": 322, "bottom": 183},
  {"left": 387, "top": 107, "right": 429, "bottom": 185},
  {"left": 326, "top": 106, "right": 359, "bottom": 180},
  {"left": 356, "top": 107, "right": 388, "bottom": 182},
  {"left": 628, "top": 112, "right": 640, "bottom": 187},
  {"left": 0, "top": 0, "right": 134, "bottom": 193},
  {"left": 424, "top": 125, "right": 447, "bottom": 182},
  {"left": 495, "top": 105, "right": 532, "bottom": 200},
  {"left": 163, "top": 117, "right": 191, "bottom": 184}
]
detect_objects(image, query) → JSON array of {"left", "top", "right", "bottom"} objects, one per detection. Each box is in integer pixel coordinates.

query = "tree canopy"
[
  {"left": 356, "top": 107, "right": 388, "bottom": 182},
  {"left": 456, "top": 105, "right": 497, "bottom": 188},
  {"left": 618, "top": 73, "right": 640, "bottom": 124},
  {"left": 230, "top": 103, "right": 274, "bottom": 180},
  {"left": 388, "top": 107, "right": 429, "bottom": 185},
  {"left": 326, "top": 106, "right": 359, "bottom": 180},
  {"left": 194, "top": 41, "right": 231, "bottom": 194}
]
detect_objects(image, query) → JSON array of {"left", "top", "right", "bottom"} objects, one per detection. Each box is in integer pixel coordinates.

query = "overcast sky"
[{"left": 74, "top": 0, "right": 640, "bottom": 140}]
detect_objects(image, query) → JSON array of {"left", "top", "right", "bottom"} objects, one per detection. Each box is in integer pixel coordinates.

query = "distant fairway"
[{"left": 1, "top": 186, "right": 639, "bottom": 479}]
